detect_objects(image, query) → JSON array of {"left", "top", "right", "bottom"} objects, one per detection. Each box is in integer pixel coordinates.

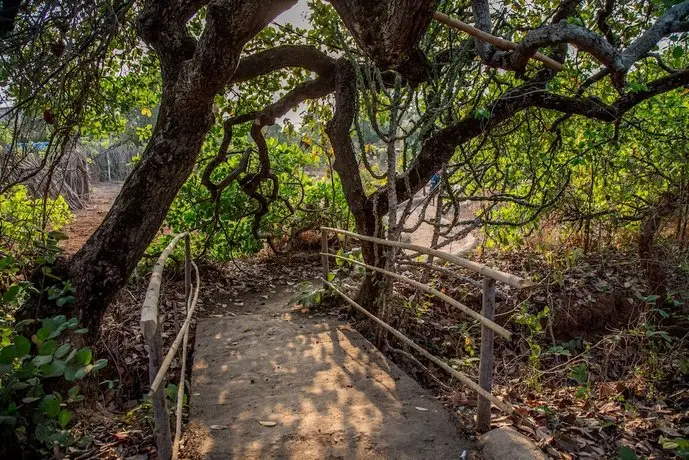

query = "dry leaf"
[{"left": 258, "top": 421, "right": 277, "bottom": 427}]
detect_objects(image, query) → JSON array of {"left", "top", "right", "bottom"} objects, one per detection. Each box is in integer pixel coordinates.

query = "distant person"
[{"left": 429, "top": 170, "right": 441, "bottom": 192}]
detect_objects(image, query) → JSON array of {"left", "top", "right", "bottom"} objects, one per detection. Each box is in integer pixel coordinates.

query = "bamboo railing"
[
  {"left": 320, "top": 226, "right": 536, "bottom": 433},
  {"left": 140, "top": 232, "right": 200, "bottom": 460}
]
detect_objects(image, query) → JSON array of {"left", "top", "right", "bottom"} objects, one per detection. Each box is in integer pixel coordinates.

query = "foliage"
[
  {"left": 0, "top": 186, "right": 71, "bottom": 262},
  {"left": 0, "top": 315, "right": 106, "bottom": 455},
  {"left": 162, "top": 130, "right": 353, "bottom": 261}
]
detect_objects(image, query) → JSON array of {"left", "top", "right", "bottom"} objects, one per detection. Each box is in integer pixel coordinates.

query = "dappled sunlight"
[{"left": 190, "top": 292, "right": 467, "bottom": 459}]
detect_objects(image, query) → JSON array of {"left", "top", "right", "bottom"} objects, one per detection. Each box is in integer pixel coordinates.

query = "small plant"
[
  {"left": 0, "top": 315, "right": 107, "bottom": 456},
  {"left": 660, "top": 436, "right": 689, "bottom": 458}
]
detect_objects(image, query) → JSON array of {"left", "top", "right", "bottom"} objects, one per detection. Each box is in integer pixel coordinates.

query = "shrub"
[{"left": 0, "top": 315, "right": 107, "bottom": 456}]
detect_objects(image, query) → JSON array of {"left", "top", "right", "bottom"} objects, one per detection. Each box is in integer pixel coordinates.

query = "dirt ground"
[
  {"left": 188, "top": 283, "right": 472, "bottom": 459},
  {"left": 60, "top": 181, "right": 121, "bottom": 254}
]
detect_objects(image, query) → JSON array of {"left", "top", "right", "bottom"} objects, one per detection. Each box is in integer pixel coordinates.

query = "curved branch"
[
  {"left": 370, "top": 68, "right": 689, "bottom": 216},
  {"left": 232, "top": 44, "right": 337, "bottom": 83}
]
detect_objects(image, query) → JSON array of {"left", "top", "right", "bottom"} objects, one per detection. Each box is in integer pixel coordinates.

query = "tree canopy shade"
[{"left": 2, "top": 0, "right": 688, "bottom": 331}]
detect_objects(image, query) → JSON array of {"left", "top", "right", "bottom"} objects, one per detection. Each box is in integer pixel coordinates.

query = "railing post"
[
  {"left": 147, "top": 323, "right": 172, "bottom": 460},
  {"left": 321, "top": 228, "right": 329, "bottom": 287},
  {"left": 477, "top": 275, "right": 496, "bottom": 433},
  {"left": 183, "top": 234, "right": 191, "bottom": 330}
]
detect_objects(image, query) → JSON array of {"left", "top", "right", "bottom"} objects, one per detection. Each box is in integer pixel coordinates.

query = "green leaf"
[
  {"left": 2, "top": 284, "right": 20, "bottom": 303},
  {"left": 14, "top": 335, "right": 31, "bottom": 357},
  {"left": 22, "top": 397, "right": 40, "bottom": 404},
  {"left": 74, "top": 328, "right": 89, "bottom": 335},
  {"left": 56, "top": 295, "right": 76, "bottom": 307},
  {"left": 64, "top": 366, "right": 77, "bottom": 382},
  {"left": 74, "top": 367, "right": 88, "bottom": 380},
  {"left": 75, "top": 347, "right": 92, "bottom": 365},
  {"left": 618, "top": 445, "right": 637, "bottom": 460},
  {"left": 32, "top": 355, "right": 52, "bottom": 367},
  {"left": 38, "top": 339, "right": 58, "bottom": 356},
  {"left": 45, "top": 359, "right": 66, "bottom": 377},
  {"left": 0, "top": 415, "right": 17, "bottom": 425},
  {"left": 92, "top": 358, "right": 107, "bottom": 371},
  {"left": 54, "top": 343, "right": 70, "bottom": 359},
  {"left": 41, "top": 395, "right": 60, "bottom": 418},
  {"left": 0, "top": 345, "right": 16, "bottom": 364},
  {"left": 58, "top": 409, "right": 72, "bottom": 428},
  {"left": 672, "top": 45, "right": 684, "bottom": 59}
]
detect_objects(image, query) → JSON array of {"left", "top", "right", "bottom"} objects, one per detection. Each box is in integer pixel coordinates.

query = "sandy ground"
[
  {"left": 189, "top": 284, "right": 471, "bottom": 459},
  {"left": 60, "top": 182, "right": 121, "bottom": 255}
]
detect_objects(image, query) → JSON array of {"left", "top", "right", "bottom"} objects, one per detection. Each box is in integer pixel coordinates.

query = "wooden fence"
[
  {"left": 320, "top": 226, "right": 536, "bottom": 432},
  {"left": 140, "top": 232, "right": 200, "bottom": 460}
]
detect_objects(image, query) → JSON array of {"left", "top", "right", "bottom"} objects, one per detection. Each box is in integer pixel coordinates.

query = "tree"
[{"left": 2, "top": 0, "right": 688, "bottom": 330}]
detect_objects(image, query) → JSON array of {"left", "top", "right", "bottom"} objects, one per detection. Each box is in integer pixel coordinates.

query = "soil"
[
  {"left": 187, "top": 281, "right": 472, "bottom": 459},
  {"left": 60, "top": 181, "right": 121, "bottom": 254}
]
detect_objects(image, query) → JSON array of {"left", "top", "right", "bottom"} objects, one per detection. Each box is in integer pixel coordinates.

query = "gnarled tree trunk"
[{"left": 61, "top": 0, "right": 298, "bottom": 334}]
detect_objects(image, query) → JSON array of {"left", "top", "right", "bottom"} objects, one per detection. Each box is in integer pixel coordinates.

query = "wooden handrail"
[
  {"left": 150, "top": 261, "right": 201, "bottom": 393},
  {"left": 324, "top": 253, "right": 512, "bottom": 340},
  {"left": 432, "top": 11, "right": 564, "bottom": 71},
  {"left": 139, "top": 232, "right": 199, "bottom": 460},
  {"left": 141, "top": 233, "right": 188, "bottom": 342},
  {"left": 322, "top": 278, "right": 513, "bottom": 414},
  {"left": 321, "top": 227, "right": 537, "bottom": 289}
]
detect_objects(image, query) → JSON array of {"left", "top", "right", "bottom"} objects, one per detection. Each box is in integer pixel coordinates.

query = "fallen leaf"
[
  {"left": 210, "top": 425, "right": 227, "bottom": 430},
  {"left": 259, "top": 420, "right": 277, "bottom": 427}
]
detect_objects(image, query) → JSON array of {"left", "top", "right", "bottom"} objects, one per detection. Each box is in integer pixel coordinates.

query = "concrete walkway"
[{"left": 189, "top": 284, "right": 470, "bottom": 459}]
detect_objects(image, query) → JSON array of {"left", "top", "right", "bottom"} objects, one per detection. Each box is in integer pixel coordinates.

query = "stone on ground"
[{"left": 480, "top": 427, "right": 547, "bottom": 460}]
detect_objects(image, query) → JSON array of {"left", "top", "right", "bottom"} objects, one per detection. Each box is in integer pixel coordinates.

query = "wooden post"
[
  {"left": 477, "top": 276, "right": 496, "bottom": 433},
  {"left": 147, "top": 324, "right": 172, "bottom": 460},
  {"left": 321, "top": 228, "right": 329, "bottom": 287},
  {"left": 140, "top": 234, "right": 185, "bottom": 460},
  {"left": 183, "top": 234, "right": 191, "bottom": 332}
]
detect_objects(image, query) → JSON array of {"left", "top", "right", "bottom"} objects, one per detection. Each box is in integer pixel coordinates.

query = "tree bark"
[{"left": 63, "top": 0, "right": 297, "bottom": 334}]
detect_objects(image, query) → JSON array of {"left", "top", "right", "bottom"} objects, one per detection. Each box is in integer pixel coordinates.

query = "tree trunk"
[
  {"left": 639, "top": 190, "right": 680, "bottom": 302},
  {"left": 326, "top": 58, "right": 389, "bottom": 313},
  {"left": 68, "top": 89, "right": 215, "bottom": 332},
  {"left": 49, "top": 0, "right": 298, "bottom": 334}
]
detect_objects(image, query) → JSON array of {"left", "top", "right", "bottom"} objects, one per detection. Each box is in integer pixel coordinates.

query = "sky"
[
  {"left": 270, "top": 0, "right": 315, "bottom": 128},
  {"left": 275, "top": 0, "right": 312, "bottom": 30}
]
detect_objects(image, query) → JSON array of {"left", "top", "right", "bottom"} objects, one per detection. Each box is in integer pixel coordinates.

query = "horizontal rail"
[
  {"left": 322, "top": 278, "right": 513, "bottom": 414},
  {"left": 324, "top": 253, "right": 512, "bottom": 340},
  {"left": 432, "top": 11, "right": 563, "bottom": 71},
  {"left": 321, "top": 227, "right": 537, "bottom": 289},
  {"left": 151, "top": 261, "right": 201, "bottom": 394}
]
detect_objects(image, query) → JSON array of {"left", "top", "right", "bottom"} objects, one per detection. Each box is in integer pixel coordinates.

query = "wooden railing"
[
  {"left": 140, "top": 233, "right": 201, "bottom": 460},
  {"left": 320, "top": 226, "right": 536, "bottom": 432}
]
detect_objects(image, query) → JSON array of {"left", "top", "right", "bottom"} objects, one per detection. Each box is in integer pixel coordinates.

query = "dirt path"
[
  {"left": 60, "top": 182, "right": 121, "bottom": 255},
  {"left": 399, "top": 192, "right": 479, "bottom": 257},
  {"left": 189, "top": 283, "right": 471, "bottom": 459}
]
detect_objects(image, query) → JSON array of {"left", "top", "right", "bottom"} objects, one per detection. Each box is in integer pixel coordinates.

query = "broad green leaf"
[
  {"left": 75, "top": 347, "right": 92, "bottom": 365},
  {"left": 38, "top": 339, "right": 58, "bottom": 356},
  {"left": 58, "top": 409, "right": 72, "bottom": 428},
  {"left": 54, "top": 343, "right": 71, "bottom": 359},
  {"left": 14, "top": 335, "right": 31, "bottom": 357}
]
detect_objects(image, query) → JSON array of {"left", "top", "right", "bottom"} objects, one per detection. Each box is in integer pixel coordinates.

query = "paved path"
[{"left": 190, "top": 284, "right": 470, "bottom": 459}]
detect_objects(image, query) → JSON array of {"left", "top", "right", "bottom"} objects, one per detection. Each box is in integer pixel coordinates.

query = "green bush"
[
  {"left": 0, "top": 186, "right": 71, "bottom": 261},
  {"left": 0, "top": 315, "right": 107, "bottom": 456}
]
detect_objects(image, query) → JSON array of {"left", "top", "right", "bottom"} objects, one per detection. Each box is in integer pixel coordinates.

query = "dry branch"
[{"left": 432, "top": 11, "right": 563, "bottom": 70}]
